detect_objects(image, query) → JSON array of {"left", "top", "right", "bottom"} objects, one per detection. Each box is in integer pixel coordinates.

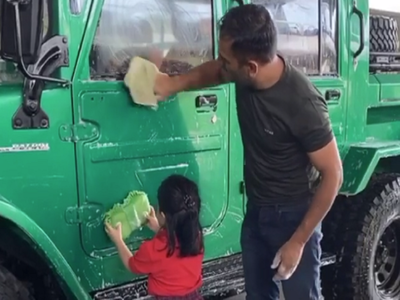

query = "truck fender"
[
  {"left": 0, "top": 195, "right": 91, "bottom": 300},
  {"left": 341, "top": 142, "right": 400, "bottom": 195}
]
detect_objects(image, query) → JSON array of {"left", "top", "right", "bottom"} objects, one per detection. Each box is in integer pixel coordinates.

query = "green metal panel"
[
  {"left": 2, "top": 0, "right": 400, "bottom": 297},
  {"left": 344, "top": 0, "right": 371, "bottom": 146},
  {"left": 69, "top": 0, "right": 244, "bottom": 290},
  {"left": 312, "top": 78, "right": 347, "bottom": 151},
  {"left": 73, "top": 84, "right": 231, "bottom": 255},
  {"left": 341, "top": 142, "right": 400, "bottom": 195},
  {"left": 0, "top": 83, "right": 88, "bottom": 298},
  {"left": 0, "top": 1, "right": 94, "bottom": 298}
]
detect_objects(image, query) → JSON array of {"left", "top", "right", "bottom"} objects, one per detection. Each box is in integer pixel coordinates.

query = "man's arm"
[
  {"left": 290, "top": 97, "right": 343, "bottom": 246},
  {"left": 172, "top": 60, "right": 225, "bottom": 92},
  {"left": 291, "top": 139, "right": 343, "bottom": 245},
  {"left": 156, "top": 60, "right": 227, "bottom": 98}
]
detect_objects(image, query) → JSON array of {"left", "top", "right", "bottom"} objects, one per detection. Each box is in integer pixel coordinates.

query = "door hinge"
[
  {"left": 65, "top": 204, "right": 103, "bottom": 224},
  {"left": 59, "top": 122, "right": 99, "bottom": 142}
]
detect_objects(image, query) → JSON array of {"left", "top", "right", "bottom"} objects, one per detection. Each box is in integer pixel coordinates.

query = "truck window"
[
  {"left": 70, "top": 0, "right": 86, "bottom": 14},
  {"left": 0, "top": 0, "right": 50, "bottom": 84},
  {"left": 252, "top": 0, "right": 337, "bottom": 75},
  {"left": 90, "top": 0, "right": 214, "bottom": 80}
]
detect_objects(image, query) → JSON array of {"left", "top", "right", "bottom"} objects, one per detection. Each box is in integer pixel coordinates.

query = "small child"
[{"left": 106, "top": 174, "right": 204, "bottom": 300}]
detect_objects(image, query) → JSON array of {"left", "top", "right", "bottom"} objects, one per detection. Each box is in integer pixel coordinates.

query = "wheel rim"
[{"left": 374, "top": 218, "right": 400, "bottom": 297}]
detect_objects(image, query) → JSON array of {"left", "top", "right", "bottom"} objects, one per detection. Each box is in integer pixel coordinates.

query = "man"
[{"left": 153, "top": 4, "right": 343, "bottom": 300}]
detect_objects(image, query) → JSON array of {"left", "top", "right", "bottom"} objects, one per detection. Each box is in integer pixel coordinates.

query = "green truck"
[{"left": 0, "top": 0, "right": 399, "bottom": 299}]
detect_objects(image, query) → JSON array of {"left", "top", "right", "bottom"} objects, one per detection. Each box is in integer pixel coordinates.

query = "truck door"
[
  {"left": 72, "top": 0, "right": 231, "bottom": 257},
  {"left": 253, "top": 0, "right": 346, "bottom": 148}
]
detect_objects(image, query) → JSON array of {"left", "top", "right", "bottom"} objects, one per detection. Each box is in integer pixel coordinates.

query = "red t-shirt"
[{"left": 128, "top": 230, "right": 204, "bottom": 296}]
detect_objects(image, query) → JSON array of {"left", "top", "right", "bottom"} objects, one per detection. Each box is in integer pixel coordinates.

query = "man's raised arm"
[{"left": 155, "top": 60, "right": 227, "bottom": 100}]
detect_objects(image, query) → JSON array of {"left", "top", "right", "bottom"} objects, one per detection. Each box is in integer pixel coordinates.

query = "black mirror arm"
[{"left": 12, "top": 1, "right": 69, "bottom": 85}]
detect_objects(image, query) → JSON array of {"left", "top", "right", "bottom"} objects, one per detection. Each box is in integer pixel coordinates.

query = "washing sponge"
[
  {"left": 124, "top": 56, "right": 160, "bottom": 109},
  {"left": 104, "top": 191, "right": 151, "bottom": 240}
]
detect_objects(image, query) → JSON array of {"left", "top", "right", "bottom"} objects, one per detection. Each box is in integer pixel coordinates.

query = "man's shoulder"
[
  {"left": 284, "top": 64, "right": 327, "bottom": 108},
  {"left": 285, "top": 64, "right": 320, "bottom": 97}
]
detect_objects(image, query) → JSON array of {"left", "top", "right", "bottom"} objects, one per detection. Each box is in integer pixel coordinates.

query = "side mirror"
[{"left": 0, "top": 0, "right": 44, "bottom": 65}]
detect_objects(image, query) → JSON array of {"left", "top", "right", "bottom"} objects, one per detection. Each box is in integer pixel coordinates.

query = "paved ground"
[
  {"left": 227, "top": 294, "right": 244, "bottom": 300},
  {"left": 227, "top": 286, "right": 286, "bottom": 300},
  {"left": 227, "top": 293, "right": 285, "bottom": 300},
  {"left": 228, "top": 293, "right": 285, "bottom": 300}
]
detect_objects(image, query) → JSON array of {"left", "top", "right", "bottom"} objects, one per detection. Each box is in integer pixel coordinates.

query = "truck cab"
[{"left": 0, "top": 0, "right": 400, "bottom": 299}]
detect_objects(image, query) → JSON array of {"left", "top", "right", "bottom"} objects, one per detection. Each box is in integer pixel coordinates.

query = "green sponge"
[{"left": 104, "top": 191, "right": 151, "bottom": 240}]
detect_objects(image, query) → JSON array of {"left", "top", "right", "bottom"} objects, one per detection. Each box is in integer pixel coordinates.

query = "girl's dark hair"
[{"left": 158, "top": 175, "right": 204, "bottom": 257}]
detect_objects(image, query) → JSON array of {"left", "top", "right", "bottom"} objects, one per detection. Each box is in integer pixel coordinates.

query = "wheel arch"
[
  {"left": 0, "top": 195, "right": 90, "bottom": 300},
  {"left": 340, "top": 143, "right": 400, "bottom": 196}
]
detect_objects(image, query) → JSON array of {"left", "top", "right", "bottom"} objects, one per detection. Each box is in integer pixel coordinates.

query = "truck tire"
[
  {"left": 370, "top": 15, "right": 399, "bottom": 52},
  {"left": 333, "top": 174, "right": 400, "bottom": 299},
  {"left": 0, "top": 265, "right": 33, "bottom": 300}
]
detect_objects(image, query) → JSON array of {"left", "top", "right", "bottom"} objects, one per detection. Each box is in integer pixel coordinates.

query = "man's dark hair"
[{"left": 219, "top": 4, "right": 277, "bottom": 63}]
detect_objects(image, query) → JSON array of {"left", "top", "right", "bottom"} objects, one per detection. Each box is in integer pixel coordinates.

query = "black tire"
[
  {"left": 0, "top": 265, "right": 33, "bottom": 300},
  {"left": 333, "top": 174, "right": 400, "bottom": 300},
  {"left": 370, "top": 15, "right": 399, "bottom": 52}
]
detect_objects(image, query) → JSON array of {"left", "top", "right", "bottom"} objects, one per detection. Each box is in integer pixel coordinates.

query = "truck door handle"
[
  {"left": 352, "top": 2, "right": 365, "bottom": 60},
  {"left": 195, "top": 95, "right": 218, "bottom": 112},
  {"left": 325, "top": 89, "right": 341, "bottom": 101}
]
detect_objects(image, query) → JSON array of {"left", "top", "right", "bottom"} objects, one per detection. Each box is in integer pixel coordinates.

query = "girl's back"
[
  {"left": 107, "top": 175, "right": 204, "bottom": 300},
  {"left": 130, "top": 228, "right": 203, "bottom": 297}
]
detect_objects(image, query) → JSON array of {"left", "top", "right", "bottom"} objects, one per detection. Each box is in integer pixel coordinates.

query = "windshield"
[
  {"left": 253, "top": 0, "right": 337, "bottom": 74},
  {"left": 91, "top": 0, "right": 213, "bottom": 78}
]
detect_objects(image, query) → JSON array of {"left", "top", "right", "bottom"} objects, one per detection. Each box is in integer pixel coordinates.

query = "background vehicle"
[{"left": 0, "top": 0, "right": 400, "bottom": 299}]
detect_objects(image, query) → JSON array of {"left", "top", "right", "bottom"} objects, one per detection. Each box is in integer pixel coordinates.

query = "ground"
[{"left": 227, "top": 286, "right": 286, "bottom": 300}]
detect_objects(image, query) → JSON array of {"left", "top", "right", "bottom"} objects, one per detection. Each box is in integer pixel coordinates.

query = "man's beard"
[{"left": 233, "top": 72, "right": 255, "bottom": 88}]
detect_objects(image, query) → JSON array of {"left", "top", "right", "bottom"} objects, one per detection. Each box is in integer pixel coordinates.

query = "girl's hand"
[
  {"left": 147, "top": 206, "right": 160, "bottom": 232},
  {"left": 105, "top": 222, "right": 123, "bottom": 244}
]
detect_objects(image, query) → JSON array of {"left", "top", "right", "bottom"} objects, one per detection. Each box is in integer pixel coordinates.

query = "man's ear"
[{"left": 246, "top": 60, "right": 259, "bottom": 78}]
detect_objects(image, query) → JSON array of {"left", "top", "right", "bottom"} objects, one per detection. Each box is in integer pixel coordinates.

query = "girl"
[{"left": 106, "top": 174, "right": 204, "bottom": 300}]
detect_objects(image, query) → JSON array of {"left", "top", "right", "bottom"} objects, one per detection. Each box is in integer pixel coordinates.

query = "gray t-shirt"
[{"left": 235, "top": 60, "right": 333, "bottom": 206}]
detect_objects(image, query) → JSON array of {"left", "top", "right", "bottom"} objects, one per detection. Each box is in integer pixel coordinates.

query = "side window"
[
  {"left": 252, "top": 0, "right": 337, "bottom": 75},
  {"left": 0, "top": 1, "right": 50, "bottom": 84},
  {"left": 90, "top": 0, "right": 214, "bottom": 80},
  {"left": 70, "top": 0, "right": 85, "bottom": 14}
]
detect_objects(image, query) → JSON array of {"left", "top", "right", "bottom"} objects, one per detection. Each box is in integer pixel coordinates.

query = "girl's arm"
[
  {"left": 114, "top": 237, "right": 157, "bottom": 274},
  {"left": 106, "top": 218, "right": 159, "bottom": 274},
  {"left": 114, "top": 238, "right": 133, "bottom": 271}
]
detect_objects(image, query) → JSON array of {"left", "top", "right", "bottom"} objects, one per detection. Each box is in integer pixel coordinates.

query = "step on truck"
[{"left": 0, "top": 0, "right": 400, "bottom": 299}]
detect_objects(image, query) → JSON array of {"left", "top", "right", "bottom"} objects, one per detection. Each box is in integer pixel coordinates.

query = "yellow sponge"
[{"left": 123, "top": 56, "right": 160, "bottom": 108}]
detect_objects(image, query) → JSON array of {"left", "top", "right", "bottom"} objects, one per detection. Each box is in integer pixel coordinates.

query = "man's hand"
[
  {"left": 154, "top": 72, "right": 177, "bottom": 101},
  {"left": 271, "top": 239, "right": 304, "bottom": 280},
  {"left": 105, "top": 222, "right": 123, "bottom": 244}
]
